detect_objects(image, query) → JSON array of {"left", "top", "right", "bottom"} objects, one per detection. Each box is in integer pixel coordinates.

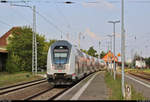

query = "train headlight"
[
  {"left": 52, "top": 65, "right": 55, "bottom": 69},
  {"left": 65, "top": 64, "right": 69, "bottom": 69}
]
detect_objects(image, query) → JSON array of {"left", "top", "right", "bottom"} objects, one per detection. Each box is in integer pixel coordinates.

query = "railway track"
[
  {"left": 0, "top": 78, "right": 47, "bottom": 95},
  {"left": 24, "top": 72, "right": 95, "bottom": 100},
  {"left": 128, "top": 72, "right": 150, "bottom": 81},
  {"left": 25, "top": 87, "right": 69, "bottom": 100},
  {"left": 0, "top": 77, "right": 72, "bottom": 100},
  {"left": 0, "top": 72, "right": 99, "bottom": 100}
]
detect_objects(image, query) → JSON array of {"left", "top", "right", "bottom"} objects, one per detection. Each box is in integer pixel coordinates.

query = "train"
[{"left": 46, "top": 40, "right": 106, "bottom": 85}]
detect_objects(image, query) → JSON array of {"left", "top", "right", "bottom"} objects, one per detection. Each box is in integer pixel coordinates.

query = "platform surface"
[{"left": 55, "top": 71, "right": 109, "bottom": 100}]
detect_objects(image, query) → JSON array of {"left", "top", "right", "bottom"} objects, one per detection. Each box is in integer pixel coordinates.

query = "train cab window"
[
  {"left": 54, "top": 52, "right": 67, "bottom": 64},
  {"left": 53, "top": 46, "right": 69, "bottom": 64}
]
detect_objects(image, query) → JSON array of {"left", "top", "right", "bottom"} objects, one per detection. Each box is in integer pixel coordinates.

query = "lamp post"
[
  {"left": 108, "top": 20, "right": 120, "bottom": 80},
  {"left": 107, "top": 39, "right": 110, "bottom": 71},
  {"left": 107, "top": 35, "right": 113, "bottom": 75}
]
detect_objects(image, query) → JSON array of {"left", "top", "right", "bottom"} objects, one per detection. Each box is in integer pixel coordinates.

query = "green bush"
[{"left": 6, "top": 53, "right": 20, "bottom": 73}]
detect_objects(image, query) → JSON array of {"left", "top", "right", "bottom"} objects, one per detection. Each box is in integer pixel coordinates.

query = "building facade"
[{"left": 0, "top": 27, "right": 20, "bottom": 71}]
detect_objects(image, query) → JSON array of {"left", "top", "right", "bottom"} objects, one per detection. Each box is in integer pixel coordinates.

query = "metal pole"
[
  {"left": 4, "top": 4, "right": 36, "bottom": 74},
  {"left": 113, "top": 23, "right": 116, "bottom": 80},
  {"left": 107, "top": 35, "right": 113, "bottom": 75},
  {"left": 121, "top": 0, "right": 125, "bottom": 98},
  {"left": 131, "top": 48, "right": 134, "bottom": 68},
  {"left": 110, "top": 36, "right": 113, "bottom": 75},
  {"left": 99, "top": 41, "right": 101, "bottom": 59},
  {"left": 107, "top": 39, "right": 110, "bottom": 72},
  {"left": 67, "top": 33, "right": 69, "bottom": 41},
  {"left": 34, "top": 5, "right": 37, "bottom": 74},
  {"left": 141, "top": 51, "right": 142, "bottom": 69},
  {"left": 108, "top": 20, "right": 120, "bottom": 80},
  {"left": 32, "top": 5, "right": 35, "bottom": 74},
  {"left": 78, "top": 32, "right": 81, "bottom": 49},
  {"left": 32, "top": 5, "right": 37, "bottom": 75}
]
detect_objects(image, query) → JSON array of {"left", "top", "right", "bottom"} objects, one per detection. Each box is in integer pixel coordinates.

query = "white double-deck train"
[{"left": 47, "top": 40, "right": 105, "bottom": 85}]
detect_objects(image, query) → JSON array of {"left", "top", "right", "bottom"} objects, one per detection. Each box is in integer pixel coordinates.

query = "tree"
[
  {"left": 80, "top": 49, "right": 88, "bottom": 54},
  {"left": 6, "top": 26, "right": 56, "bottom": 73},
  {"left": 100, "top": 51, "right": 106, "bottom": 59},
  {"left": 6, "top": 53, "right": 21, "bottom": 73},
  {"left": 145, "top": 57, "right": 150, "bottom": 68},
  {"left": 7, "top": 27, "right": 33, "bottom": 71},
  {"left": 87, "top": 46, "right": 98, "bottom": 58}
]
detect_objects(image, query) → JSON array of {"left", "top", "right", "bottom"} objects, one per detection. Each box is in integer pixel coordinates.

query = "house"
[
  {"left": 135, "top": 60, "right": 146, "bottom": 68},
  {"left": 0, "top": 27, "right": 20, "bottom": 71},
  {"left": 102, "top": 50, "right": 118, "bottom": 69},
  {"left": 102, "top": 50, "right": 118, "bottom": 63}
]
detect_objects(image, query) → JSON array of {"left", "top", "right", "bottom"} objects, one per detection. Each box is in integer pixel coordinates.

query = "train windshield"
[{"left": 53, "top": 46, "right": 69, "bottom": 64}]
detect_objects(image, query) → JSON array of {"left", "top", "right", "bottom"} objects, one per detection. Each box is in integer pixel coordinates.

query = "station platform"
[{"left": 55, "top": 71, "right": 109, "bottom": 100}]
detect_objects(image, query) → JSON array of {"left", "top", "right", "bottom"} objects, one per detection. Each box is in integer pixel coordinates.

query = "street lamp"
[
  {"left": 108, "top": 20, "right": 120, "bottom": 80},
  {"left": 107, "top": 35, "right": 113, "bottom": 75}
]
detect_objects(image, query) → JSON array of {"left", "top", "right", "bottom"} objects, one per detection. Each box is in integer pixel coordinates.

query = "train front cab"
[{"left": 47, "top": 41, "right": 76, "bottom": 85}]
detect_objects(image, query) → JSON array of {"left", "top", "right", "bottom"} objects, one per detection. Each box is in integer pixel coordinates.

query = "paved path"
[
  {"left": 78, "top": 71, "right": 108, "bottom": 100},
  {"left": 56, "top": 71, "right": 108, "bottom": 100}
]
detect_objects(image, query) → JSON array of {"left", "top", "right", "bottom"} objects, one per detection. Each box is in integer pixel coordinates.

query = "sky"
[{"left": 0, "top": 0, "right": 150, "bottom": 61}]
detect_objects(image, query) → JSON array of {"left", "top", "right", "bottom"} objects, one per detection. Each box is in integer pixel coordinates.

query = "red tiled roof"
[
  {"left": 0, "top": 27, "right": 20, "bottom": 47},
  {"left": 102, "top": 50, "right": 118, "bottom": 62}
]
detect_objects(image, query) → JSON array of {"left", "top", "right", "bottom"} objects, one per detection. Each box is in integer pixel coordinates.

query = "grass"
[
  {"left": 0, "top": 71, "right": 44, "bottom": 88},
  {"left": 104, "top": 71, "right": 147, "bottom": 100},
  {"left": 37, "top": 71, "right": 46, "bottom": 74},
  {"left": 105, "top": 71, "right": 123, "bottom": 100},
  {"left": 131, "top": 85, "right": 147, "bottom": 100}
]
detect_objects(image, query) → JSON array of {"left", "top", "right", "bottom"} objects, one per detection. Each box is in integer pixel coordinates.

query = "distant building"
[
  {"left": 102, "top": 50, "right": 118, "bottom": 63},
  {"left": 135, "top": 60, "right": 146, "bottom": 68},
  {"left": 0, "top": 27, "right": 21, "bottom": 71},
  {"left": 102, "top": 50, "right": 119, "bottom": 69},
  {"left": 126, "top": 59, "right": 132, "bottom": 64}
]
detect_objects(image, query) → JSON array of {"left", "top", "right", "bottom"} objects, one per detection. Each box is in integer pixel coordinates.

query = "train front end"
[{"left": 47, "top": 40, "right": 75, "bottom": 85}]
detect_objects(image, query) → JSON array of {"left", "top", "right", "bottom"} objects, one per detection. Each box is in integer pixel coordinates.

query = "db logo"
[{"left": 58, "top": 70, "right": 62, "bottom": 72}]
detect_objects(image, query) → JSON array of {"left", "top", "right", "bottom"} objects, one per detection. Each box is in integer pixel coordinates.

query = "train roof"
[{"left": 51, "top": 40, "right": 72, "bottom": 49}]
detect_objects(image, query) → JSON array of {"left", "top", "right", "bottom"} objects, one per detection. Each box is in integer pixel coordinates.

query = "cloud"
[
  {"left": 82, "top": 0, "right": 115, "bottom": 9},
  {"left": 102, "top": 0, "right": 115, "bottom": 9},
  {"left": 85, "top": 28, "right": 105, "bottom": 40}
]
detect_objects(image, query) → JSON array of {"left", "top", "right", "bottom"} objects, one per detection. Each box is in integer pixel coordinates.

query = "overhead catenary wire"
[
  {"left": 108, "top": 0, "right": 150, "bottom": 3},
  {"left": 0, "top": 1, "right": 66, "bottom": 37},
  {"left": 0, "top": 19, "right": 12, "bottom": 27},
  {"left": 55, "top": 3, "right": 71, "bottom": 29},
  {"left": 28, "top": 7, "right": 65, "bottom": 35},
  {"left": 10, "top": 7, "right": 32, "bottom": 25},
  {"left": 1, "top": 0, "right": 150, "bottom": 4}
]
